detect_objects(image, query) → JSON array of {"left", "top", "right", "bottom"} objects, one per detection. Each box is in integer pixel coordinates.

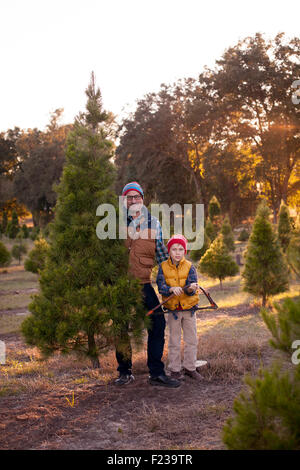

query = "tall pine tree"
[
  {"left": 242, "top": 201, "right": 289, "bottom": 307},
  {"left": 277, "top": 201, "right": 292, "bottom": 253},
  {"left": 22, "top": 73, "right": 145, "bottom": 368},
  {"left": 287, "top": 230, "right": 300, "bottom": 279}
]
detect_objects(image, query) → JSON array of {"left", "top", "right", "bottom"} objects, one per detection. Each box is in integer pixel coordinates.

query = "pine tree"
[
  {"left": 287, "top": 231, "right": 300, "bottom": 278},
  {"left": 189, "top": 231, "right": 210, "bottom": 262},
  {"left": 208, "top": 195, "right": 221, "bottom": 220},
  {"left": 0, "top": 241, "right": 11, "bottom": 267},
  {"left": 21, "top": 224, "right": 29, "bottom": 239},
  {"left": 24, "top": 238, "right": 49, "bottom": 274},
  {"left": 261, "top": 297, "right": 300, "bottom": 353},
  {"left": 11, "top": 233, "right": 27, "bottom": 265},
  {"left": 278, "top": 202, "right": 292, "bottom": 253},
  {"left": 221, "top": 215, "right": 235, "bottom": 252},
  {"left": 205, "top": 217, "right": 218, "bottom": 242},
  {"left": 7, "top": 210, "right": 19, "bottom": 238},
  {"left": 223, "top": 298, "right": 300, "bottom": 450},
  {"left": 242, "top": 201, "right": 289, "bottom": 307},
  {"left": 199, "top": 233, "right": 239, "bottom": 288},
  {"left": 21, "top": 73, "right": 146, "bottom": 368},
  {"left": 1, "top": 212, "right": 8, "bottom": 233},
  {"left": 238, "top": 228, "right": 250, "bottom": 242}
]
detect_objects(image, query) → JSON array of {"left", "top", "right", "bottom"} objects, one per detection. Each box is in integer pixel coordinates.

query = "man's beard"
[{"left": 127, "top": 203, "right": 143, "bottom": 218}]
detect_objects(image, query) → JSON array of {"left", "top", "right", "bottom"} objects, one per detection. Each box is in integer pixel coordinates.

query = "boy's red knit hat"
[{"left": 167, "top": 234, "right": 188, "bottom": 254}]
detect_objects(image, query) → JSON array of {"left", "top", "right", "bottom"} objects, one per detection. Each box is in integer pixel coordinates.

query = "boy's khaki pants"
[{"left": 167, "top": 311, "right": 198, "bottom": 372}]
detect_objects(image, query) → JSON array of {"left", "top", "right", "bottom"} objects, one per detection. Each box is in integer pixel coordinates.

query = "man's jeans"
[{"left": 116, "top": 283, "right": 166, "bottom": 377}]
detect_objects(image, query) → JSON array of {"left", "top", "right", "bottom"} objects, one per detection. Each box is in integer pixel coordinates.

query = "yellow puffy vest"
[{"left": 161, "top": 257, "right": 199, "bottom": 310}]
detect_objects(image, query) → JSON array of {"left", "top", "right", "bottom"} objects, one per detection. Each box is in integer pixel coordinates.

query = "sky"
[{"left": 1, "top": 0, "right": 299, "bottom": 132}]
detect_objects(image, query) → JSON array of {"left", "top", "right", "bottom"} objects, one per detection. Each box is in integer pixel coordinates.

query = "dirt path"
[
  {"left": 0, "top": 368, "right": 241, "bottom": 450},
  {"left": 0, "top": 304, "right": 271, "bottom": 450}
]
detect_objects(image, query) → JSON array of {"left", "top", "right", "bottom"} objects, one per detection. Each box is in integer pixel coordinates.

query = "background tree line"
[
  {"left": 115, "top": 32, "right": 300, "bottom": 223},
  {"left": 0, "top": 32, "right": 299, "bottom": 230}
]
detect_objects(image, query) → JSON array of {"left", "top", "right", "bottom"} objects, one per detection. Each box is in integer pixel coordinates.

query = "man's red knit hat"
[{"left": 167, "top": 234, "right": 188, "bottom": 254}]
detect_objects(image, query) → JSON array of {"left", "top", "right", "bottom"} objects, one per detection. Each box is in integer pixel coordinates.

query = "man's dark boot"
[{"left": 149, "top": 374, "right": 181, "bottom": 388}]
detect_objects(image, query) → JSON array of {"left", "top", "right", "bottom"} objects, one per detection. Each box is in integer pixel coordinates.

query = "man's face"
[{"left": 123, "top": 190, "right": 143, "bottom": 217}]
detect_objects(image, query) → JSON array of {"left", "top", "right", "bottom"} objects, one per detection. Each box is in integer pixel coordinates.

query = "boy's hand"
[
  {"left": 169, "top": 286, "right": 183, "bottom": 296},
  {"left": 187, "top": 283, "right": 198, "bottom": 293}
]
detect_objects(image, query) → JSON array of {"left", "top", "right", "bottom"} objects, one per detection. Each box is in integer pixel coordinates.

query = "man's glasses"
[{"left": 125, "top": 195, "right": 142, "bottom": 202}]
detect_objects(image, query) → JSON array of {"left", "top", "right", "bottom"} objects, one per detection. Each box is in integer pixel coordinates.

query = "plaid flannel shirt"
[{"left": 127, "top": 209, "right": 168, "bottom": 265}]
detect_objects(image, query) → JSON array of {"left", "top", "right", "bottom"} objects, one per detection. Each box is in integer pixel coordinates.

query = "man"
[{"left": 114, "top": 181, "right": 181, "bottom": 388}]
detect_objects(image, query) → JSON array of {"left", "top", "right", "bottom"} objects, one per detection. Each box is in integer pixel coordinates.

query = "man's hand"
[{"left": 169, "top": 286, "right": 184, "bottom": 296}]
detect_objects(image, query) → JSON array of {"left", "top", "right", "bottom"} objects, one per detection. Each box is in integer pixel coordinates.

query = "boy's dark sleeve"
[
  {"left": 185, "top": 265, "right": 198, "bottom": 296},
  {"left": 156, "top": 265, "right": 171, "bottom": 296}
]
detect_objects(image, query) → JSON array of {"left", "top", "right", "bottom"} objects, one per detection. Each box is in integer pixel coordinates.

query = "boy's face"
[{"left": 169, "top": 243, "right": 185, "bottom": 263}]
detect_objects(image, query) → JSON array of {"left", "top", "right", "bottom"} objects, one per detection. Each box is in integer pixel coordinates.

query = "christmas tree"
[
  {"left": 7, "top": 210, "right": 19, "bottom": 238},
  {"left": 11, "top": 232, "right": 27, "bottom": 265},
  {"left": 24, "top": 238, "right": 49, "bottom": 274},
  {"left": 22, "top": 73, "right": 145, "bottom": 368},
  {"left": 223, "top": 298, "right": 300, "bottom": 450},
  {"left": 221, "top": 215, "right": 235, "bottom": 252},
  {"left": 199, "top": 233, "right": 239, "bottom": 288},
  {"left": 277, "top": 202, "right": 292, "bottom": 253},
  {"left": 287, "top": 230, "right": 300, "bottom": 279},
  {"left": 189, "top": 231, "right": 210, "bottom": 262},
  {"left": 242, "top": 201, "right": 289, "bottom": 307},
  {"left": 208, "top": 195, "right": 221, "bottom": 220},
  {"left": 0, "top": 241, "right": 11, "bottom": 267},
  {"left": 205, "top": 217, "right": 218, "bottom": 242}
]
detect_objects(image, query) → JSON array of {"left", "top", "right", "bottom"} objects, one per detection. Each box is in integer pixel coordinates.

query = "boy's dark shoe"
[
  {"left": 149, "top": 374, "right": 181, "bottom": 388},
  {"left": 114, "top": 374, "right": 135, "bottom": 386},
  {"left": 183, "top": 368, "right": 204, "bottom": 381}
]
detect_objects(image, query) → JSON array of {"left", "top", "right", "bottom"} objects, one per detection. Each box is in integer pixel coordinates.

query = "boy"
[{"left": 156, "top": 234, "right": 203, "bottom": 381}]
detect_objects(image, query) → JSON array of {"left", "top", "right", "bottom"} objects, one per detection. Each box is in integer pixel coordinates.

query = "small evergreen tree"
[
  {"left": 199, "top": 233, "right": 239, "bottom": 288},
  {"left": 21, "top": 224, "right": 29, "bottom": 239},
  {"left": 223, "top": 298, "right": 300, "bottom": 450},
  {"left": 1, "top": 212, "right": 8, "bottom": 233},
  {"left": 29, "top": 226, "right": 40, "bottom": 241},
  {"left": 9, "top": 210, "right": 20, "bottom": 238},
  {"left": 189, "top": 231, "right": 211, "bottom": 262},
  {"left": 278, "top": 202, "right": 292, "bottom": 253},
  {"left": 287, "top": 231, "right": 300, "bottom": 279},
  {"left": 242, "top": 201, "right": 289, "bottom": 307},
  {"left": 24, "top": 238, "right": 49, "bottom": 274},
  {"left": 261, "top": 297, "right": 300, "bottom": 354},
  {"left": 221, "top": 215, "right": 235, "bottom": 252},
  {"left": 21, "top": 73, "right": 146, "bottom": 368},
  {"left": 205, "top": 217, "right": 218, "bottom": 243},
  {"left": 11, "top": 233, "right": 27, "bottom": 265},
  {"left": 238, "top": 228, "right": 250, "bottom": 242},
  {"left": 208, "top": 195, "right": 221, "bottom": 220},
  {"left": 0, "top": 241, "right": 11, "bottom": 267}
]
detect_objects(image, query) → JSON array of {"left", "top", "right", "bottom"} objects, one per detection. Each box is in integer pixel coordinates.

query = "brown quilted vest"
[{"left": 125, "top": 226, "right": 156, "bottom": 284}]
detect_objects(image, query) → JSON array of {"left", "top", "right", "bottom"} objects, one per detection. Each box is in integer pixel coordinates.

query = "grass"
[
  {"left": 0, "top": 270, "right": 38, "bottom": 291},
  {"left": 0, "top": 240, "right": 299, "bottom": 401},
  {"left": 0, "top": 312, "right": 30, "bottom": 335},
  {"left": 0, "top": 292, "right": 35, "bottom": 311}
]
